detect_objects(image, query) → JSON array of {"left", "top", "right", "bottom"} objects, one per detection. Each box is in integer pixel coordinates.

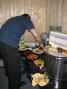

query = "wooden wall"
[
  {"left": 0, "top": 0, "right": 67, "bottom": 41},
  {"left": 62, "top": 0, "right": 67, "bottom": 33},
  {"left": 47, "top": 0, "right": 67, "bottom": 33}
]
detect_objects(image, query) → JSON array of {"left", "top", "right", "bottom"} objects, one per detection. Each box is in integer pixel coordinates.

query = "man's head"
[{"left": 22, "top": 13, "right": 31, "bottom": 20}]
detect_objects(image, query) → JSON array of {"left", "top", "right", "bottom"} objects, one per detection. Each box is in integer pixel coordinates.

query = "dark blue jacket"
[{"left": 0, "top": 15, "right": 34, "bottom": 48}]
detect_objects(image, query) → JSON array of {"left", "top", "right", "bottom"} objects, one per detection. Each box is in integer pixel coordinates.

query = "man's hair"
[{"left": 22, "top": 13, "right": 31, "bottom": 20}]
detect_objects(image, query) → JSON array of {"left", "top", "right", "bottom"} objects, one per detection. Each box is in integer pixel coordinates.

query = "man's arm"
[
  {"left": 29, "top": 29, "right": 41, "bottom": 43},
  {"left": 28, "top": 29, "right": 44, "bottom": 48}
]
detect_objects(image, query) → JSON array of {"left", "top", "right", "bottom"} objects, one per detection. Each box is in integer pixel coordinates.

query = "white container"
[{"left": 49, "top": 31, "right": 67, "bottom": 50}]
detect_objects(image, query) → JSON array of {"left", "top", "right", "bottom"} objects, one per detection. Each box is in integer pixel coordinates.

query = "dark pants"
[{"left": 0, "top": 42, "right": 21, "bottom": 89}]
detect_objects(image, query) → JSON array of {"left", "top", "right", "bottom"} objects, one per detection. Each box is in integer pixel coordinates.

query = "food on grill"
[
  {"left": 19, "top": 40, "right": 27, "bottom": 51},
  {"left": 39, "top": 78, "right": 49, "bottom": 86},
  {"left": 26, "top": 53, "right": 38, "bottom": 61},
  {"left": 21, "top": 50, "right": 38, "bottom": 61},
  {"left": 33, "top": 47, "right": 44, "bottom": 54},
  {"left": 38, "top": 73, "right": 49, "bottom": 86},
  {"left": 32, "top": 79, "right": 38, "bottom": 87},
  {"left": 34, "top": 59, "right": 44, "bottom": 69},
  {"left": 32, "top": 73, "right": 40, "bottom": 87},
  {"left": 32, "top": 73, "right": 49, "bottom": 87}
]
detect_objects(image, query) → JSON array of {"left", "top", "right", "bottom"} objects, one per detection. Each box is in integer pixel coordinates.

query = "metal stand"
[{"left": 53, "top": 57, "right": 64, "bottom": 89}]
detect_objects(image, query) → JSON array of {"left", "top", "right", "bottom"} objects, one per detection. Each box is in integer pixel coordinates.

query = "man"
[{"left": 0, "top": 14, "right": 41, "bottom": 89}]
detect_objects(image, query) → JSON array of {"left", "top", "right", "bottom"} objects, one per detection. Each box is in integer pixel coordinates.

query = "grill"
[{"left": 44, "top": 48, "right": 67, "bottom": 89}]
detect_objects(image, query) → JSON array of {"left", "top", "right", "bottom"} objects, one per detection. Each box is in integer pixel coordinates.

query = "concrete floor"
[{"left": 0, "top": 67, "right": 8, "bottom": 89}]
